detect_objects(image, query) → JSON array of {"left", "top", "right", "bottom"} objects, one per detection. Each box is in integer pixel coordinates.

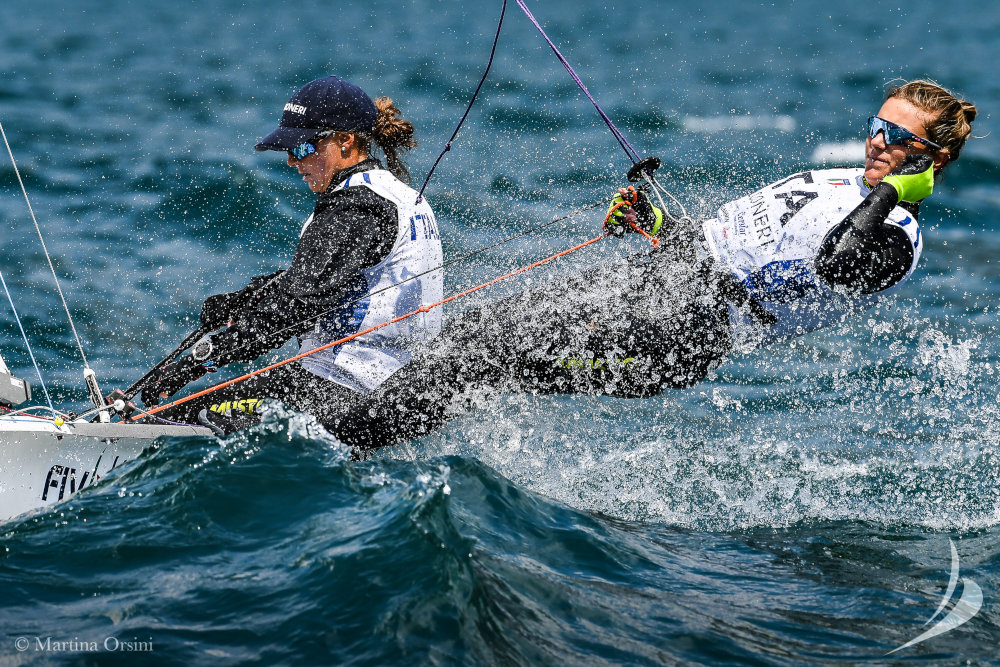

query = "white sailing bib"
[
  {"left": 298, "top": 170, "right": 444, "bottom": 392},
  {"left": 702, "top": 168, "right": 922, "bottom": 349}
]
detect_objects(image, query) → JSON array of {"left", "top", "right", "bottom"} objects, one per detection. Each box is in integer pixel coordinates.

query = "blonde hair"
[
  {"left": 887, "top": 79, "right": 977, "bottom": 165},
  {"left": 355, "top": 97, "right": 417, "bottom": 184}
]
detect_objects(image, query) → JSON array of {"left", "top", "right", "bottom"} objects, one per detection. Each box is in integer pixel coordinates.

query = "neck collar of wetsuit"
[{"left": 324, "top": 158, "right": 383, "bottom": 194}]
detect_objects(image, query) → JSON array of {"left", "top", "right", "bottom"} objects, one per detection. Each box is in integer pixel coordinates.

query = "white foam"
[
  {"left": 810, "top": 141, "right": 864, "bottom": 165},
  {"left": 682, "top": 115, "right": 796, "bottom": 133}
]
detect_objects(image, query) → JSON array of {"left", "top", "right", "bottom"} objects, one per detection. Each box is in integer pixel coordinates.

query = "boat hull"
[{"left": 0, "top": 417, "right": 211, "bottom": 522}]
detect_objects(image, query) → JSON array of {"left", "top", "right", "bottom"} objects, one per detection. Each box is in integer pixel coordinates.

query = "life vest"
[
  {"left": 702, "top": 167, "right": 922, "bottom": 349},
  {"left": 298, "top": 170, "right": 444, "bottom": 391}
]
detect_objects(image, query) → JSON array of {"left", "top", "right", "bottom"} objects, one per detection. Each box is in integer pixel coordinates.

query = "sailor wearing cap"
[{"left": 142, "top": 76, "right": 443, "bottom": 436}]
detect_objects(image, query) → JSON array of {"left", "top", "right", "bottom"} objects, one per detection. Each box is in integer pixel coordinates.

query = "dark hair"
[
  {"left": 355, "top": 97, "right": 417, "bottom": 184},
  {"left": 886, "top": 79, "right": 978, "bottom": 166}
]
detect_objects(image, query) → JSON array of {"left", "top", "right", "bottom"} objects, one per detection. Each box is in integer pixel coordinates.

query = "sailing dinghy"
[
  {"left": 0, "top": 122, "right": 210, "bottom": 523},
  {"left": 0, "top": 337, "right": 211, "bottom": 525},
  {"left": 0, "top": 378, "right": 209, "bottom": 523}
]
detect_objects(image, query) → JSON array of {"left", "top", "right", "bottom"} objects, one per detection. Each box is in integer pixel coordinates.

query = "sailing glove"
[
  {"left": 201, "top": 288, "right": 253, "bottom": 329},
  {"left": 140, "top": 345, "right": 213, "bottom": 407},
  {"left": 881, "top": 153, "right": 934, "bottom": 203},
  {"left": 605, "top": 186, "right": 663, "bottom": 237},
  {"left": 200, "top": 271, "right": 283, "bottom": 329}
]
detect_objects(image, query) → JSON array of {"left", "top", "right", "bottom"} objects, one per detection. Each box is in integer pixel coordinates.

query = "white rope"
[
  {"left": 0, "top": 119, "right": 91, "bottom": 370},
  {"left": 642, "top": 171, "right": 694, "bottom": 226},
  {"left": 0, "top": 404, "right": 69, "bottom": 421}
]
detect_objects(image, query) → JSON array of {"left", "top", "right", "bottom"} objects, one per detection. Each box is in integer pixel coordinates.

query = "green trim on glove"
[
  {"left": 607, "top": 193, "right": 630, "bottom": 222},
  {"left": 882, "top": 158, "right": 935, "bottom": 203},
  {"left": 646, "top": 202, "right": 663, "bottom": 237},
  {"left": 606, "top": 189, "right": 663, "bottom": 236}
]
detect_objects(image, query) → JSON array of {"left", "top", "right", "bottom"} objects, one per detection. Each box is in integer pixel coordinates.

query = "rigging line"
[
  {"left": 514, "top": 0, "right": 641, "bottom": 165},
  {"left": 0, "top": 404, "right": 66, "bottom": 420},
  {"left": 133, "top": 231, "right": 609, "bottom": 420},
  {"left": 121, "top": 324, "right": 210, "bottom": 401},
  {"left": 0, "top": 268, "right": 55, "bottom": 414},
  {"left": 643, "top": 171, "right": 691, "bottom": 225},
  {"left": 135, "top": 193, "right": 621, "bottom": 390},
  {"left": 0, "top": 119, "right": 91, "bottom": 370},
  {"left": 416, "top": 0, "right": 507, "bottom": 203}
]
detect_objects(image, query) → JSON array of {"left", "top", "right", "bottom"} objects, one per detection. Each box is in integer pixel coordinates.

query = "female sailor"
[
  {"left": 140, "top": 75, "right": 443, "bottom": 433},
  {"left": 330, "top": 79, "right": 978, "bottom": 449}
]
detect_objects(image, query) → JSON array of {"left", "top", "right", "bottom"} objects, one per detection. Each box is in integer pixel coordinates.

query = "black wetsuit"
[
  {"left": 158, "top": 168, "right": 917, "bottom": 448},
  {"left": 328, "top": 178, "right": 919, "bottom": 450},
  {"left": 156, "top": 158, "right": 400, "bottom": 427}
]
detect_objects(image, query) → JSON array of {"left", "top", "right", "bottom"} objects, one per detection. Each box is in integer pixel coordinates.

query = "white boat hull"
[{"left": 0, "top": 416, "right": 211, "bottom": 522}]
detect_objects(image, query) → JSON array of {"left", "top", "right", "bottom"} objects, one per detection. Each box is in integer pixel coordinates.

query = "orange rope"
[
  {"left": 134, "top": 232, "right": 608, "bottom": 420},
  {"left": 628, "top": 221, "right": 660, "bottom": 248},
  {"left": 601, "top": 186, "right": 637, "bottom": 233},
  {"left": 601, "top": 186, "right": 658, "bottom": 248}
]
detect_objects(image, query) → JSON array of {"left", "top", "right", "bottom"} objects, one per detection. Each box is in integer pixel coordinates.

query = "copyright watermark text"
[{"left": 14, "top": 636, "right": 153, "bottom": 653}]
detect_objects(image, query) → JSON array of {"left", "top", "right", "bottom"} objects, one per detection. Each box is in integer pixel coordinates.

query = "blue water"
[{"left": 2, "top": 0, "right": 1000, "bottom": 663}]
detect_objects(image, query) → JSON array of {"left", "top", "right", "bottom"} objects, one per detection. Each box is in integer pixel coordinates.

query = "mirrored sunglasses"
[
  {"left": 288, "top": 131, "right": 336, "bottom": 161},
  {"left": 867, "top": 116, "right": 943, "bottom": 151}
]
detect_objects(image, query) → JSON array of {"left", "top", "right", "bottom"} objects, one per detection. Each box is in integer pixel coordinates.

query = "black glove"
[
  {"left": 201, "top": 289, "right": 249, "bottom": 329},
  {"left": 200, "top": 271, "right": 282, "bottom": 329},
  {"left": 140, "top": 351, "right": 210, "bottom": 407}
]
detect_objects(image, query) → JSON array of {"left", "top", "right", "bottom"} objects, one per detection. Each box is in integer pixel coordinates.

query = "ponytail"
[{"left": 370, "top": 96, "right": 417, "bottom": 184}]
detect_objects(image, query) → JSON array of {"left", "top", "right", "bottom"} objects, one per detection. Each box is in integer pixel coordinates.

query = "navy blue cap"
[{"left": 255, "top": 76, "right": 377, "bottom": 151}]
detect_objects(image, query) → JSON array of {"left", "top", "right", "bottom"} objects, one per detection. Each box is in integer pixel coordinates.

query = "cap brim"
[{"left": 254, "top": 125, "right": 320, "bottom": 151}]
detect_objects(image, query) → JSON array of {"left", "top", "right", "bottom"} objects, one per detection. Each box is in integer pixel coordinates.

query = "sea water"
[{"left": 1, "top": 0, "right": 999, "bottom": 663}]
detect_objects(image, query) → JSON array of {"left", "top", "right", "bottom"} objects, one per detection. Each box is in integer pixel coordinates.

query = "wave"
[
  {"left": 2, "top": 408, "right": 683, "bottom": 663},
  {"left": 6, "top": 405, "right": 997, "bottom": 662},
  {"left": 682, "top": 115, "right": 797, "bottom": 133},
  {"left": 808, "top": 141, "right": 865, "bottom": 166}
]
